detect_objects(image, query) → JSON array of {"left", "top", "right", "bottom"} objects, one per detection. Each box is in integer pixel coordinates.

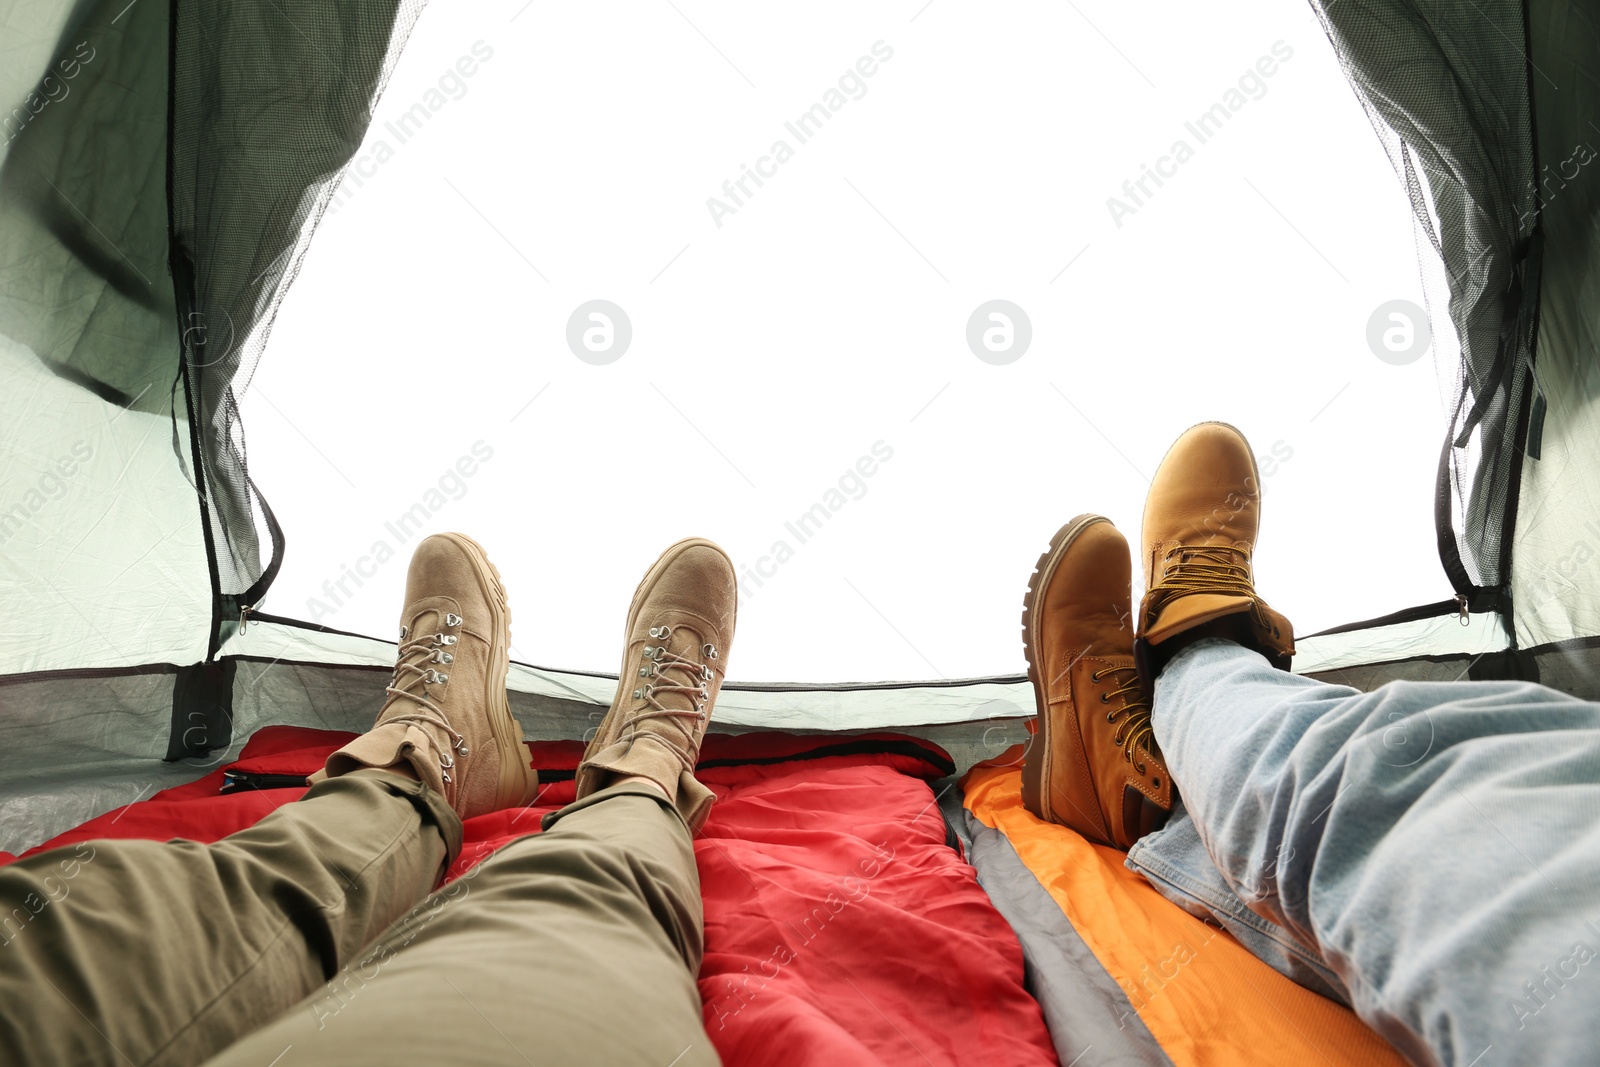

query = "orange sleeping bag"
[{"left": 962, "top": 757, "right": 1405, "bottom": 1066}]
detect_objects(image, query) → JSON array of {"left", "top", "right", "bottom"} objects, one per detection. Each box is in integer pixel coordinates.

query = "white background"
[{"left": 243, "top": 0, "right": 1449, "bottom": 682}]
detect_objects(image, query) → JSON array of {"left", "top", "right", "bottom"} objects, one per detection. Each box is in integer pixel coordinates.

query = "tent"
[{"left": 0, "top": 0, "right": 1595, "bottom": 1056}]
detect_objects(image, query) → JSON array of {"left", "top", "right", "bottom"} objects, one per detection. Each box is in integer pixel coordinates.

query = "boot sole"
[
  {"left": 1019, "top": 513, "right": 1110, "bottom": 828},
  {"left": 434, "top": 531, "right": 539, "bottom": 809},
  {"left": 588, "top": 537, "right": 737, "bottom": 766}
]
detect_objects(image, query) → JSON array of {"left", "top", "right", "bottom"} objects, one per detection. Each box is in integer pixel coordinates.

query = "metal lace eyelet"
[
  {"left": 1090, "top": 669, "right": 1103, "bottom": 682},
  {"left": 399, "top": 625, "right": 409, "bottom": 639},
  {"left": 440, "top": 752, "right": 455, "bottom": 769},
  {"left": 632, "top": 688, "right": 644, "bottom": 699},
  {"left": 433, "top": 650, "right": 453, "bottom": 664},
  {"left": 1106, "top": 711, "right": 1117, "bottom": 724},
  {"left": 1099, "top": 692, "right": 1109, "bottom": 704},
  {"left": 441, "top": 770, "right": 452, "bottom": 784},
  {"left": 702, "top": 644, "right": 718, "bottom": 659},
  {"left": 440, "top": 634, "right": 458, "bottom": 645},
  {"left": 649, "top": 625, "right": 669, "bottom": 639},
  {"left": 638, "top": 665, "right": 653, "bottom": 678},
  {"left": 445, "top": 613, "right": 462, "bottom": 627}
]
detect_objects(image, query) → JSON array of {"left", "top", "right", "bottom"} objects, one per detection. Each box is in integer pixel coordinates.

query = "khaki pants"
[{"left": 0, "top": 770, "right": 717, "bottom": 1066}]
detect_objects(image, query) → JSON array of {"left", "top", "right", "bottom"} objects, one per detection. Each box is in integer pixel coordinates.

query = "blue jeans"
[{"left": 1125, "top": 639, "right": 1600, "bottom": 1067}]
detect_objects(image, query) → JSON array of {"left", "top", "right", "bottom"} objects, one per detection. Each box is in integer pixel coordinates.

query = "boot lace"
[
  {"left": 382, "top": 617, "right": 468, "bottom": 784},
  {"left": 1146, "top": 545, "right": 1272, "bottom": 631},
  {"left": 1090, "top": 665, "right": 1159, "bottom": 774},
  {"left": 626, "top": 623, "right": 717, "bottom": 773}
]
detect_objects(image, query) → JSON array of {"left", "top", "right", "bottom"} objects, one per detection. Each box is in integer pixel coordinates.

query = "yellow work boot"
[
  {"left": 315, "top": 533, "right": 540, "bottom": 820},
  {"left": 1020, "top": 515, "right": 1172, "bottom": 850},
  {"left": 1135, "top": 422, "right": 1294, "bottom": 688},
  {"left": 575, "top": 537, "right": 737, "bottom": 832}
]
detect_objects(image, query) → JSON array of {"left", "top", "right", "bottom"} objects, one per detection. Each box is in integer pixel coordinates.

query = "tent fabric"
[
  {"left": 0, "top": 0, "right": 211, "bottom": 677},
  {"left": 962, "top": 758, "right": 1406, "bottom": 1067},
  {"left": 0, "top": 0, "right": 430, "bottom": 682},
  {"left": 0, "top": 0, "right": 174, "bottom": 405},
  {"left": 1511, "top": 0, "right": 1600, "bottom": 653},
  {"left": 0, "top": 336, "right": 211, "bottom": 677},
  {"left": 169, "top": 0, "right": 426, "bottom": 627},
  {"left": 4, "top": 726, "right": 1061, "bottom": 1067},
  {"left": 1309, "top": 0, "right": 1540, "bottom": 608},
  {"left": 0, "top": 666, "right": 216, "bottom": 857},
  {"left": 221, "top": 613, "right": 1511, "bottom": 731},
  {"left": 227, "top": 617, "right": 1041, "bottom": 729}
]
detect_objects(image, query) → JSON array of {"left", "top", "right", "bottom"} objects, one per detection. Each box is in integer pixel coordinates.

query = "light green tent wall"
[
  {"left": 1513, "top": 1, "right": 1600, "bottom": 657},
  {"left": 0, "top": 0, "right": 211, "bottom": 676}
]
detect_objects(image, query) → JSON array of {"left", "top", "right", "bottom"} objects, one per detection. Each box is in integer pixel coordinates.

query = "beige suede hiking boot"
[
  {"left": 314, "top": 532, "right": 540, "bottom": 820},
  {"left": 1020, "top": 515, "right": 1171, "bottom": 850},
  {"left": 575, "top": 537, "right": 736, "bottom": 833},
  {"left": 1135, "top": 422, "right": 1294, "bottom": 686}
]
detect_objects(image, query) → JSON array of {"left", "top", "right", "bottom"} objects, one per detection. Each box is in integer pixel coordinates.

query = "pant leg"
[
  {"left": 1150, "top": 637, "right": 1600, "bottom": 1067},
  {"left": 200, "top": 782, "right": 719, "bottom": 1067},
  {"left": 0, "top": 768, "right": 457, "bottom": 1067},
  {"left": 1126, "top": 799, "right": 1353, "bottom": 1004}
]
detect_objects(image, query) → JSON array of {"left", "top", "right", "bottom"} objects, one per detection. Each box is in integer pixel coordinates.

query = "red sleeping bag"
[{"left": 4, "top": 727, "right": 1059, "bottom": 1066}]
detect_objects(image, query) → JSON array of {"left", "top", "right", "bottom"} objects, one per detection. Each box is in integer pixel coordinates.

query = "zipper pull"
[
  {"left": 239, "top": 603, "right": 255, "bottom": 636},
  {"left": 1455, "top": 594, "right": 1470, "bottom": 627}
]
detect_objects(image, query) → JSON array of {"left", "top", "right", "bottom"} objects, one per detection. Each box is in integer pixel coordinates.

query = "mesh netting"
[
  {"left": 169, "top": 0, "right": 428, "bottom": 610},
  {"left": 1310, "top": 0, "right": 1539, "bottom": 595}
]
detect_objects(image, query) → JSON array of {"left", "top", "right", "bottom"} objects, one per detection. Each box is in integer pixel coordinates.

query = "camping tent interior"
[{"left": 1, "top": 0, "right": 1597, "bottom": 1034}]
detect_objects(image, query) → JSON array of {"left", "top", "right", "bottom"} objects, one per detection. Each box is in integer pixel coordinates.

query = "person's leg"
[
  {"left": 1152, "top": 636, "right": 1600, "bottom": 1067},
  {"left": 0, "top": 768, "right": 458, "bottom": 1067},
  {"left": 1118, "top": 422, "right": 1600, "bottom": 1064},
  {"left": 0, "top": 531, "right": 535, "bottom": 1066},
  {"left": 198, "top": 781, "right": 718, "bottom": 1066},
  {"left": 1125, "top": 798, "right": 1353, "bottom": 1005},
  {"left": 200, "top": 537, "right": 739, "bottom": 1066}
]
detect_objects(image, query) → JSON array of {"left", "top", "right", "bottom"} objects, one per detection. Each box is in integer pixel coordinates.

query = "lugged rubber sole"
[{"left": 1017, "top": 513, "right": 1110, "bottom": 824}]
